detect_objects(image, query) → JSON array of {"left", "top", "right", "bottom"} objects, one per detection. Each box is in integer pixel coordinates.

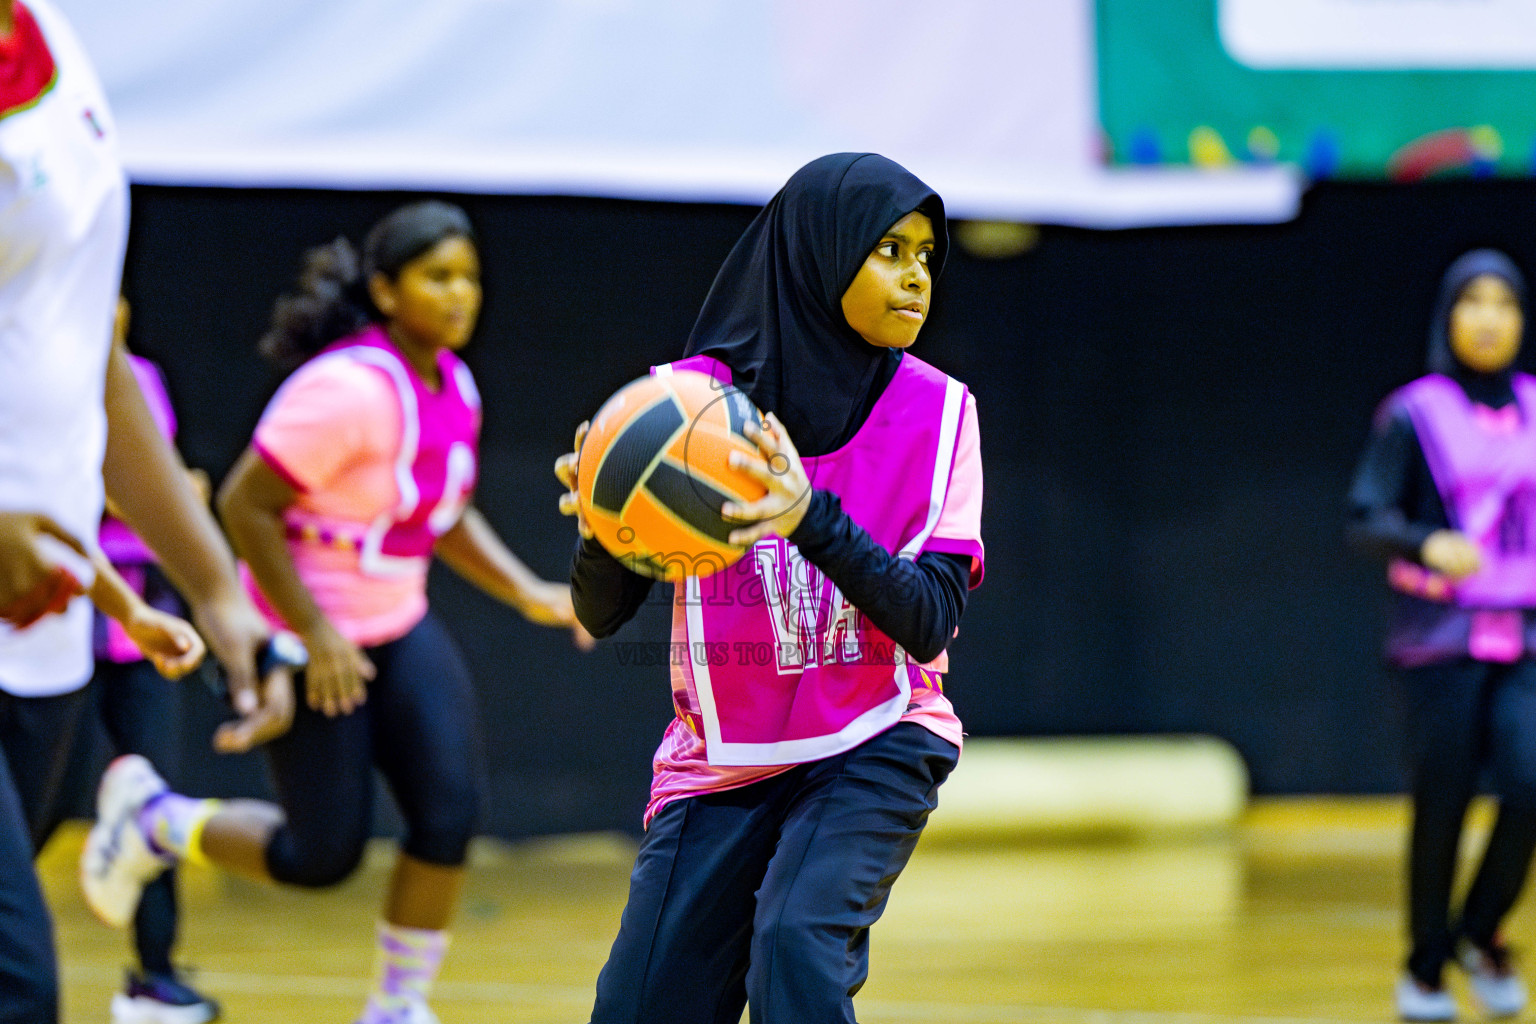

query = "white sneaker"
[
  {"left": 355, "top": 999, "right": 441, "bottom": 1024},
  {"left": 1460, "top": 943, "right": 1527, "bottom": 1018},
  {"left": 402, "top": 1002, "right": 440, "bottom": 1024},
  {"left": 1396, "top": 973, "right": 1457, "bottom": 1022},
  {"left": 109, "top": 969, "right": 219, "bottom": 1024},
  {"left": 81, "top": 755, "right": 173, "bottom": 929}
]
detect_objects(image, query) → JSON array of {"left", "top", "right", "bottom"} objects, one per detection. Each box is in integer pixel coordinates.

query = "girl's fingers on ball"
[
  {"left": 728, "top": 452, "right": 775, "bottom": 484},
  {"left": 763, "top": 412, "right": 786, "bottom": 445},
  {"left": 724, "top": 496, "right": 781, "bottom": 523},
  {"left": 752, "top": 422, "right": 781, "bottom": 456},
  {"left": 728, "top": 523, "right": 772, "bottom": 547}
]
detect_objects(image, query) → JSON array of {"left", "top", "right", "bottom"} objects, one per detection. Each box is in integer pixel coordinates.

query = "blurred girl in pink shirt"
[{"left": 87, "top": 201, "right": 587, "bottom": 1024}]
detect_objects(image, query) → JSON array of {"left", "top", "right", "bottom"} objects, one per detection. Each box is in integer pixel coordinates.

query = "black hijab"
[
  {"left": 1425, "top": 248, "right": 1527, "bottom": 406},
  {"left": 683, "top": 153, "right": 948, "bottom": 457}
]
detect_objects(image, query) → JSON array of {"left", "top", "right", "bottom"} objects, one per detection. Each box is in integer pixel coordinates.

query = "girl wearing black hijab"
[
  {"left": 1350, "top": 249, "right": 1536, "bottom": 1021},
  {"left": 556, "top": 153, "right": 985, "bottom": 1023}
]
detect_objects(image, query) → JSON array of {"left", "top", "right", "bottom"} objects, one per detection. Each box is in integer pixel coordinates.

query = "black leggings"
[
  {"left": 1401, "top": 658, "right": 1536, "bottom": 986},
  {"left": 262, "top": 612, "right": 486, "bottom": 886}
]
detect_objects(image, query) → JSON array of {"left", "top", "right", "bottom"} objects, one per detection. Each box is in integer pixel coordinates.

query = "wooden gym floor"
[{"left": 40, "top": 798, "right": 1516, "bottom": 1023}]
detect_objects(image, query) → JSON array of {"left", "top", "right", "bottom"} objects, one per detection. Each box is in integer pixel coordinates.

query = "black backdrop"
[{"left": 105, "top": 179, "right": 1536, "bottom": 838}]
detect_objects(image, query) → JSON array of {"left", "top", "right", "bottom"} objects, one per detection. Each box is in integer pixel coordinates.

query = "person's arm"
[
  {"left": 216, "top": 447, "right": 375, "bottom": 718},
  {"left": 86, "top": 552, "right": 205, "bottom": 679},
  {"left": 569, "top": 534, "right": 656, "bottom": 639},
  {"left": 434, "top": 505, "right": 593, "bottom": 647},
  {"left": 789, "top": 491, "right": 969, "bottom": 663},
  {"left": 1346, "top": 404, "right": 1481, "bottom": 580},
  {"left": 554, "top": 420, "right": 656, "bottom": 638},
  {"left": 1346, "top": 408, "right": 1437, "bottom": 561},
  {"left": 101, "top": 343, "right": 274, "bottom": 720}
]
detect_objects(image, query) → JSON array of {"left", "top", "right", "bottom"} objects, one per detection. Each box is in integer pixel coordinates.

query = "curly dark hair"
[{"left": 258, "top": 200, "right": 476, "bottom": 370}]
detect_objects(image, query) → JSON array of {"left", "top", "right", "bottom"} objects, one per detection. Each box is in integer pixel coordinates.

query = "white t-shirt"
[{"left": 0, "top": 0, "right": 127, "bottom": 696}]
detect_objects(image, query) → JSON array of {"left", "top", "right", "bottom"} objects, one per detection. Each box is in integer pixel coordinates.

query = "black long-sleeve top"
[
  {"left": 1346, "top": 407, "right": 1447, "bottom": 564},
  {"left": 571, "top": 490, "right": 970, "bottom": 664},
  {"left": 1347, "top": 374, "right": 1515, "bottom": 564}
]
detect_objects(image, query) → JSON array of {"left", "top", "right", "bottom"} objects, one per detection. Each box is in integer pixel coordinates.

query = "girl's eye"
[
  {"left": 917, "top": 250, "right": 931, "bottom": 265},
  {"left": 878, "top": 241, "right": 898, "bottom": 258}
]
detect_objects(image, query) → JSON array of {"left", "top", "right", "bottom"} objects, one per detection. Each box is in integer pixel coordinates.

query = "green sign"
[{"left": 1097, "top": 0, "right": 1536, "bottom": 178}]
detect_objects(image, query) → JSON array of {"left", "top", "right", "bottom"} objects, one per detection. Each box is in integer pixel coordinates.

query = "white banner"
[
  {"left": 57, "top": 0, "right": 1298, "bottom": 227},
  {"left": 1221, "top": 0, "right": 1536, "bottom": 69}
]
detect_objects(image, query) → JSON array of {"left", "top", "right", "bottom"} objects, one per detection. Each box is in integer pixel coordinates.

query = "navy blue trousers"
[
  {"left": 590, "top": 722, "right": 958, "bottom": 1024},
  {"left": 0, "top": 688, "right": 90, "bottom": 1024},
  {"left": 0, "top": 748, "right": 56, "bottom": 1024},
  {"left": 262, "top": 612, "right": 485, "bottom": 886},
  {"left": 0, "top": 659, "right": 184, "bottom": 1021},
  {"left": 1402, "top": 658, "right": 1536, "bottom": 986}
]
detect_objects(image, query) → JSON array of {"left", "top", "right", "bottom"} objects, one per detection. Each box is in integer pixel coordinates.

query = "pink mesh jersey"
[
  {"left": 250, "top": 326, "right": 481, "bottom": 647},
  {"left": 645, "top": 352, "right": 984, "bottom": 823},
  {"left": 1387, "top": 372, "right": 1536, "bottom": 662}
]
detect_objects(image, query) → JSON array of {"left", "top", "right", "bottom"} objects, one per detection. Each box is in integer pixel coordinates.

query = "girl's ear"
[{"left": 367, "top": 272, "right": 397, "bottom": 318}]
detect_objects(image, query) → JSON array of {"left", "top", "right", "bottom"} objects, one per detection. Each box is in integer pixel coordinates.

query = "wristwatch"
[
  {"left": 202, "top": 630, "right": 310, "bottom": 701},
  {"left": 257, "top": 631, "right": 309, "bottom": 677}
]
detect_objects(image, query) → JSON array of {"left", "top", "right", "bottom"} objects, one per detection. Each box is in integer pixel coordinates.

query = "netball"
[{"left": 577, "top": 369, "right": 768, "bottom": 581}]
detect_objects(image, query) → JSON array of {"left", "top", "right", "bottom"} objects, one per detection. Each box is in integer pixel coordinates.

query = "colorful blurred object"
[
  {"left": 1246, "top": 126, "right": 1281, "bottom": 163},
  {"left": 1469, "top": 124, "right": 1503, "bottom": 177},
  {"left": 1304, "top": 130, "right": 1342, "bottom": 179},
  {"left": 1190, "top": 126, "right": 1234, "bottom": 167},
  {"left": 1127, "top": 127, "right": 1162, "bottom": 165},
  {"left": 1387, "top": 126, "right": 1504, "bottom": 182},
  {"left": 954, "top": 221, "right": 1041, "bottom": 260}
]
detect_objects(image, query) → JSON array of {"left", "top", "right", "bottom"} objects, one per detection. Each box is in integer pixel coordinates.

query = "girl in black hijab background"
[
  {"left": 555, "top": 153, "right": 985, "bottom": 1023},
  {"left": 1349, "top": 249, "right": 1536, "bottom": 1021}
]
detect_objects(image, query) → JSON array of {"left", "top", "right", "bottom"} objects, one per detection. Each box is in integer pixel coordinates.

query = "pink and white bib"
[
  {"left": 249, "top": 326, "right": 480, "bottom": 646},
  {"left": 661, "top": 352, "right": 968, "bottom": 767}
]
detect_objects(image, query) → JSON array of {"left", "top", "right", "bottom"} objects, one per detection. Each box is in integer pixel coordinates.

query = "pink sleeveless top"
[
  {"left": 1387, "top": 372, "right": 1536, "bottom": 662},
  {"left": 644, "top": 353, "right": 984, "bottom": 823},
  {"left": 249, "top": 327, "right": 481, "bottom": 647}
]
